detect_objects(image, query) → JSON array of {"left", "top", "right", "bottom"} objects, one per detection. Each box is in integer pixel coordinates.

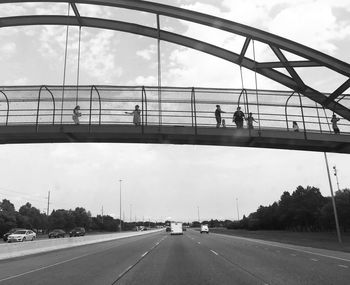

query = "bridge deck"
[{"left": 0, "top": 124, "right": 349, "bottom": 154}]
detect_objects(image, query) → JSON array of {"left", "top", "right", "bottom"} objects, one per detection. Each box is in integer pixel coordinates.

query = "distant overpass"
[{"left": 0, "top": 85, "right": 349, "bottom": 153}]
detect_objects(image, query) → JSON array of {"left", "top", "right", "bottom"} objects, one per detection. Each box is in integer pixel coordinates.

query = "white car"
[
  {"left": 7, "top": 229, "right": 36, "bottom": 243},
  {"left": 200, "top": 224, "right": 209, "bottom": 234}
]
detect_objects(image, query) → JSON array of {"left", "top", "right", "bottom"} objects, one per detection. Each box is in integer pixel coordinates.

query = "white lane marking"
[
  {"left": 213, "top": 233, "right": 350, "bottom": 263},
  {"left": 210, "top": 250, "right": 219, "bottom": 256},
  {"left": 197, "top": 242, "right": 201, "bottom": 245},
  {"left": 155, "top": 242, "right": 159, "bottom": 245},
  {"left": 290, "top": 254, "right": 297, "bottom": 257},
  {"left": 0, "top": 251, "right": 94, "bottom": 283},
  {"left": 118, "top": 265, "right": 133, "bottom": 278},
  {"left": 141, "top": 251, "right": 149, "bottom": 257},
  {"left": 338, "top": 265, "right": 348, "bottom": 268},
  {"left": 310, "top": 258, "right": 318, "bottom": 262},
  {"left": 0, "top": 232, "right": 166, "bottom": 283}
]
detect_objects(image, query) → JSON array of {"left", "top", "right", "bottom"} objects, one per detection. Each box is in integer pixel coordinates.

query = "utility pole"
[
  {"left": 236, "top": 198, "right": 240, "bottom": 221},
  {"left": 46, "top": 190, "right": 50, "bottom": 216},
  {"left": 333, "top": 166, "right": 341, "bottom": 191},
  {"left": 324, "top": 153, "right": 342, "bottom": 244},
  {"left": 119, "top": 179, "right": 122, "bottom": 232}
]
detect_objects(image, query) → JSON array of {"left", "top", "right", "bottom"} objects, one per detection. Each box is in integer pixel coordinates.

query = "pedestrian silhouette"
[
  {"left": 246, "top": 112, "right": 257, "bottom": 129},
  {"left": 125, "top": 105, "right": 141, "bottom": 126},
  {"left": 292, "top": 121, "right": 299, "bottom": 132},
  {"left": 222, "top": 119, "right": 226, "bottom": 128},
  {"left": 72, "top": 105, "right": 82, "bottom": 125},
  {"left": 215, "top": 105, "right": 225, "bottom": 128},
  {"left": 331, "top": 114, "right": 340, "bottom": 134},
  {"left": 233, "top": 106, "right": 245, "bottom": 128}
]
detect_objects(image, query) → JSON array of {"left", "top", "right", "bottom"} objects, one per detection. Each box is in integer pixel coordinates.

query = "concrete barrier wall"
[{"left": 0, "top": 229, "right": 163, "bottom": 260}]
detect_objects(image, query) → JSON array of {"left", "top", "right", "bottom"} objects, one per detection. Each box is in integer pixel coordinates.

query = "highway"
[{"left": 0, "top": 229, "right": 349, "bottom": 285}]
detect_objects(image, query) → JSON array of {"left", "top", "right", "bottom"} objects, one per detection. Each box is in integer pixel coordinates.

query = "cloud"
[
  {"left": 3, "top": 77, "right": 29, "bottom": 85},
  {"left": 136, "top": 45, "right": 157, "bottom": 61},
  {"left": 131, "top": 75, "right": 158, "bottom": 85},
  {"left": 269, "top": 2, "right": 350, "bottom": 54},
  {"left": 0, "top": 42, "right": 16, "bottom": 58},
  {"left": 159, "top": 0, "right": 350, "bottom": 91}
]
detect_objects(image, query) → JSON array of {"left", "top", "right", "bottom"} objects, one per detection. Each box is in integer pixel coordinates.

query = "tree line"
[
  {"left": 0, "top": 199, "right": 156, "bottom": 237},
  {"left": 228, "top": 186, "right": 350, "bottom": 232}
]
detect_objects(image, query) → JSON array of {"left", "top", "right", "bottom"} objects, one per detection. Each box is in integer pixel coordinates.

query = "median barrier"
[{"left": 0, "top": 229, "right": 163, "bottom": 260}]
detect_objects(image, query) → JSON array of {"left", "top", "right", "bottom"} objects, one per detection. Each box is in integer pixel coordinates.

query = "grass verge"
[{"left": 209, "top": 228, "right": 350, "bottom": 252}]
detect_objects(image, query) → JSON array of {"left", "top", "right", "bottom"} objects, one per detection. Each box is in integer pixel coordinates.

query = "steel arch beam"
[
  {"left": 1, "top": 0, "right": 350, "bottom": 119},
  {"left": 2, "top": 0, "right": 350, "bottom": 75},
  {"left": 1, "top": 14, "right": 349, "bottom": 121}
]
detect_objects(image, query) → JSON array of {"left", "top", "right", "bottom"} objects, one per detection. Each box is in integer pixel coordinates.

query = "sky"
[{"left": 0, "top": 0, "right": 350, "bottom": 222}]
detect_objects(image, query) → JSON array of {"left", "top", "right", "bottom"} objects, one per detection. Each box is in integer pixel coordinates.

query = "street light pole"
[
  {"left": 333, "top": 166, "right": 341, "bottom": 191},
  {"left": 119, "top": 179, "right": 122, "bottom": 232},
  {"left": 324, "top": 153, "right": 342, "bottom": 244},
  {"left": 130, "top": 204, "right": 132, "bottom": 223},
  {"left": 236, "top": 198, "right": 240, "bottom": 221},
  {"left": 197, "top": 206, "right": 200, "bottom": 223}
]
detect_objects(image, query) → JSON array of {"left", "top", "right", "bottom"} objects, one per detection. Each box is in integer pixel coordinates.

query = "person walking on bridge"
[
  {"left": 246, "top": 112, "right": 257, "bottom": 129},
  {"left": 215, "top": 105, "right": 225, "bottom": 128},
  {"left": 125, "top": 105, "right": 141, "bottom": 126},
  {"left": 233, "top": 106, "right": 245, "bottom": 128},
  {"left": 331, "top": 114, "right": 340, "bottom": 134}
]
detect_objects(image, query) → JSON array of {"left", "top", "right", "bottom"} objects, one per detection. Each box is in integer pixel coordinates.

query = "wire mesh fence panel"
[{"left": 0, "top": 85, "right": 349, "bottom": 134}]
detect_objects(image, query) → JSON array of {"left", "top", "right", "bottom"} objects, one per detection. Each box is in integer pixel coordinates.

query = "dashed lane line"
[
  {"left": 338, "top": 265, "right": 348, "bottom": 268},
  {"left": 310, "top": 258, "right": 318, "bottom": 262},
  {"left": 0, "top": 253, "right": 93, "bottom": 283},
  {"left": 210, "top": 250, "right": 219, "bottom": 256},
  {"left": 213, "top": 233, "right": 350, "bottom": 263},
  {"left": 111, "top": 235, "right": 167, "bottom": 284},
  {"left": 0, "top": 239, "right": 133, "bottom": 283}
]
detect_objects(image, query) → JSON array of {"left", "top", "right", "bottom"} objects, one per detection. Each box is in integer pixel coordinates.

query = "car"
[
  {"left": 7, "top": 229, "right": 36, "bottom": 242},
  {"left": 48, "top": 229, "right": 66, "bottom": 238},
  {"left": 69, "top": 227, "right": 86, "bottom": 237},
  {"left": 200, "top": 224, "right": 209, "bottom": 234},
  {"left": 165, "top": 226, "right": 171, "bottom": 232},
  {"left": 2, "top": 228, "right": 25, "bottom": 242}
]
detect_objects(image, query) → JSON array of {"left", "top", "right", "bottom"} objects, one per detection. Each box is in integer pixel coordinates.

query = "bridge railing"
[{"left": 0, "top": 85, "right": 349, "bottom": 135}]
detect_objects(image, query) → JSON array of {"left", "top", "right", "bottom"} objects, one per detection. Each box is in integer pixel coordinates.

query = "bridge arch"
[{"left": 0, "top": 0, "right": 350, "bottom": 121}]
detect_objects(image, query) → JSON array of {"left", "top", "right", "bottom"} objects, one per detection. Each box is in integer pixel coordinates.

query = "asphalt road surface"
[{"left": 0, "top": 229, "right": 349, "bottom": 285}]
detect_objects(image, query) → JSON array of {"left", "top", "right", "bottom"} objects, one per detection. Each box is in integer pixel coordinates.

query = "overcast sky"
[{"left": 0, "top": 0, "right": 350, "bottom": 222}]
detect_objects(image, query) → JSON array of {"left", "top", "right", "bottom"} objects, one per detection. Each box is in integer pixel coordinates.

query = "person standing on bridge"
[
  {"left": 72, "top": 105, "right": 82, "bottom": 125},
  {"left": 331, "top": 114, "right": 340, "bottom": 134},
  {"left": 233, "top": 106, "right": 245, "bottom": 128},
  {"left": 125, "top": 105, "right": 141, "bottom": 126},
  {"left": 292, "top": 121, "right": 299, "bottom": 132},
  {"left": 215, "top": 105, "right": 225, "bottom": 128},
  {"left": 246, "top": 112, "right": 257, "bottom": 129}
]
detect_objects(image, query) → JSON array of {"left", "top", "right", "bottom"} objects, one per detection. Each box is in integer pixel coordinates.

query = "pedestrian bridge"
[{"left": 0, "top": 85, "right": 349, "bottom": 153}]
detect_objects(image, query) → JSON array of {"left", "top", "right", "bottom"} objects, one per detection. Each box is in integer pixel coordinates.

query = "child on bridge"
[
  {"left": 72, "top": 105, "right": 82, "bottom": 125},
  {"left": 125, "top": 105, "right": 141, "bottom": 126}
]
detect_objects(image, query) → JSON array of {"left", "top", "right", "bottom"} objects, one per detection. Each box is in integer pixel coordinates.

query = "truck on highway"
[{"left": 170, "top": 222, "right": 183, "bottom": 235}]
